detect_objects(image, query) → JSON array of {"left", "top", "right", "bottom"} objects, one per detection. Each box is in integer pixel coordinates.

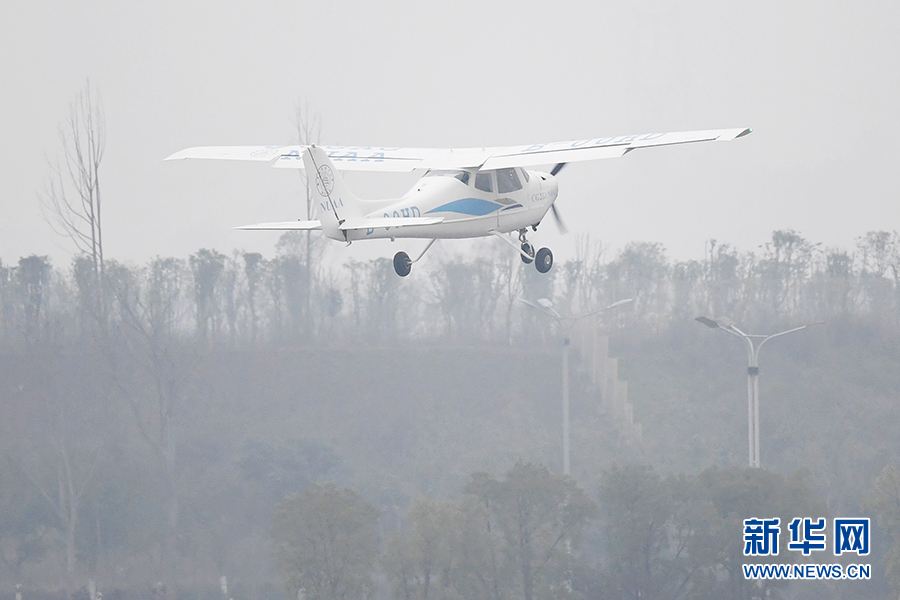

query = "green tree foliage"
[
  {"left": 384, "top": 495, "right": 508, "bottom": 600},
  {"left": 466, "top": 462, "right": 596, "bottom": 600},
  {"left": 272, "top": 483, "right": 379, "bottom": 600},
  {"left": 382, "top": 498, "right": 466, "bottom": 600},
  {"left": 598, "top": 464, "right": 680, "bottom": 599},
  {"left": 383, "top": 465, "right": 595, "bottom": 600},
  {"left": 597, "top": 464, "right": 825, "bottom": 600}
]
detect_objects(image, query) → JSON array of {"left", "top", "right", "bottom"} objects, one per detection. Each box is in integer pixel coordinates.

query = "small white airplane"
[{"left": 166, "top": 127, "right": 750, "bottom": 276}]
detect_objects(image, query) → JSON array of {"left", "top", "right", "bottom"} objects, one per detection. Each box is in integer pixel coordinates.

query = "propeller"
[{"left": 549, "top": 163, "right": 568, "bottom": 234}]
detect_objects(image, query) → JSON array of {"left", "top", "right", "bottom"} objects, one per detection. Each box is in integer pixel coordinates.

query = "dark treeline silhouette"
[
  {"left": 2, "top": 229, "right": 900, "bottom": 600},
  {"left": 6, "top": 229, "right": 900, "bottom": 347}
]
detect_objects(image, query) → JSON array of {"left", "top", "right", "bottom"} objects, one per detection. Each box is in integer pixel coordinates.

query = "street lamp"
[
  {"left": 520, "top": 298, "right": 633, "bottom": 475},
  {"left": 695, "top": 316, "right": 823, "bottom": 468}
]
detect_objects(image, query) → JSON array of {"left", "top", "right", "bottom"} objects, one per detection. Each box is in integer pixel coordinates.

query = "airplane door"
[{"left": 496, "top": 168, "right": 529, "bottom": 231}]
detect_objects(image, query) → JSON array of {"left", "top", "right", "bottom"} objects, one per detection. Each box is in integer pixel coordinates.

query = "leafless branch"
[{"left": 40, "top": 79, "right": 106, "bottom": 281}]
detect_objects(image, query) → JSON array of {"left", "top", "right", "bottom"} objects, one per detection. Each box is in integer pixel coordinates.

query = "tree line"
[
  {"left": 270, "top": 462, "right": 859, "bottom": 600},
  {"left": 6, "top": 229, "right": 900, "bottom": 349}
]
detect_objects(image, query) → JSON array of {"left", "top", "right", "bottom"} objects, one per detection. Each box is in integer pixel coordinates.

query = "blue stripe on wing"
[{"left": 426, "top": 198, "right": 502, "bottom": 216}]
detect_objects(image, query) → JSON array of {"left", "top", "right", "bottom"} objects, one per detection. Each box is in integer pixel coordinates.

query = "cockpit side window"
[
  {"left": 424, "top": 170, "right": 470, "bottom": 185},
  {"left": 520, "top": 168, "right": 530, "bottom": 183},
  {"left": 497, "top": 168, "right": 522, "bottom": 193},
  {"left": 475, "top": 171, "right": 493, "bottom": 193}
]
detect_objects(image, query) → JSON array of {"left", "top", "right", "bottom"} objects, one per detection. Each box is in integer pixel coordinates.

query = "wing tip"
[
  {"left": 715, "top": 127, "right": 753, "bottom": 142},
  {"left": 164, "top": 150, "right": 188, "bottom": 161}
]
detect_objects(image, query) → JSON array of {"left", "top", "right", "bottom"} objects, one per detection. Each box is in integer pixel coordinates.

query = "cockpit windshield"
[
  {"left": 496, "top": 168, "right": 522, "bottom": 193},
  {"left": 423, "top": 170, "right": 471, "bottom": 185}
]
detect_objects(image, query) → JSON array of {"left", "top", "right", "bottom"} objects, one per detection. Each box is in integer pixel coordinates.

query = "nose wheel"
[
  {"left": 535, "top": 247, "right": 553, "bottom": 273},
  {"left": 488, "top": 229, "right": 552, "bottom": 274}
]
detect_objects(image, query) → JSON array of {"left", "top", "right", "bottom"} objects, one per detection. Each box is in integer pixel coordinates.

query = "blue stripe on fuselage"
[{"left": 426, "top": 198, "right": 501, "bottom": 217}]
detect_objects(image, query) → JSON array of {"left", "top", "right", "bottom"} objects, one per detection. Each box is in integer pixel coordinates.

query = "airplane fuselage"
[{"left": 328, "top": 167, "right": 559, "bottom": 242}]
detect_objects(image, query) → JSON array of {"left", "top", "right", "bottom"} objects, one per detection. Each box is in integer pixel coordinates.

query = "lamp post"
[
  {"left": 520, "top": 298, "right": 633, "bottom": 475},
  {"left": 695, "top": 316, "right": 822, "bottom": 468}
]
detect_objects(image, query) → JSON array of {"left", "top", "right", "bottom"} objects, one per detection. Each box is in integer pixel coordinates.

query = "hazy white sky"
[{"left": 2, "top": 1, "right": 898, "bottom": 269}]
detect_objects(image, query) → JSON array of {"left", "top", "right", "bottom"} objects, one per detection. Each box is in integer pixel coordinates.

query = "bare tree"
[
  {"left": 41, "top": 80, "right": 106, "bottom": 287},
  {"left": 292, "top": 100, "right": 322, "bottom": 220},
  {"left": 292, "top": 100, "right": 321, "bottom": 338},
  {"left": 105, "top": 258, "right": 196, "bottom": 576},
  {"left": 10, "top": 348, "right": 104, "bottom": 585}
]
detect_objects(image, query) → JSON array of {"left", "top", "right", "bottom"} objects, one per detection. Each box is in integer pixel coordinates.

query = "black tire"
[
  {"left": 535, "top": 247, "right": 553, "bottom": 273},
  {"left": 393, "top": 251, "right": 412, "bottom": 277},
  {"left": 520, "top": 242, "right": 535, "bottom": 264}
]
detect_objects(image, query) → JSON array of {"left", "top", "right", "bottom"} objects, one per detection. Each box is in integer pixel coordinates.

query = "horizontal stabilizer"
[
  {"left": 339, "top": 216, "right": 443, "bottom": 231},
  {"left": 234, "top": 220, "right": 322, "bottom": 231}
]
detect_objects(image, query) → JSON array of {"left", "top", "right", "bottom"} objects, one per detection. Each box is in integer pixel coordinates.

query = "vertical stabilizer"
[{"left": 303, "top": 146, "right": 363, "bottom": 240}]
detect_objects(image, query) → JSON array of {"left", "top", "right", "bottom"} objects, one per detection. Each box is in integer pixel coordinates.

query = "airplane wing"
[
  {"left": 167, "top": 145, "right": 433, "bottom": 172},
  {"left": 478, "top": 128, "right": 752, "bottom": 170},
  {"left": 234, "top": 220, "right": 322, "bottom": 230},
  {"left": 167, "top": 127, "right": 750, "bottom": 172}
]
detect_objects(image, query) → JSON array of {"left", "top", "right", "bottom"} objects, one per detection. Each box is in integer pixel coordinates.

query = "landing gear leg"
[
  {"left": 517, "top": 229, "right": 553, "bottom": 273},
  {"left": 518, "top": 230, "right": 534, "bottom": 264}
]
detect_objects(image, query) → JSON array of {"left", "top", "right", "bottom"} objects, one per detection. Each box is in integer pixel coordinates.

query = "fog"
[
  {"left": 2, "top": 3, "right": 900, "bottom": 600},
  {"left": 2, "top": 2, "right": 899, "bottom": 266}
]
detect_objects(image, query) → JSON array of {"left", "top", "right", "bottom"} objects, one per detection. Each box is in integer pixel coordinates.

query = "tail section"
[{"left": 303, "top": 146, "right": 364, "bottom": 240}]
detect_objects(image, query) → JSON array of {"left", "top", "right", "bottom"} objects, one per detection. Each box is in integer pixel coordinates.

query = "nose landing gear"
[
  {"left": 518, "top": 229, "right": 552, "bottom": 273},
  {"left": 490, "top": 229, "right": 554, "bottom": 274},
  {"left": 520, "top": 241, "right": 535, "bottom": 264}
]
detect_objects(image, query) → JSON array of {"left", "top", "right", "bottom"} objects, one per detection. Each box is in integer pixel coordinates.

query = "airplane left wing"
[
  {"left": 167, "top": 127, "right": 750, "bottom": 172},
  {"left": 167, "top": 145, "right": 435, "bottom": 172}
]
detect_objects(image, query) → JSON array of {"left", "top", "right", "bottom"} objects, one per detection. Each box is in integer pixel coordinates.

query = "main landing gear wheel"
[
  {"left": 393, "top": 251, "right": 412, "bottom": 277},
  {"left": 535, "top": 247, "right": 553, "bottom": 273},
  {"left": 520, "top": 242, "right": 535, "bottom": 264}
]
